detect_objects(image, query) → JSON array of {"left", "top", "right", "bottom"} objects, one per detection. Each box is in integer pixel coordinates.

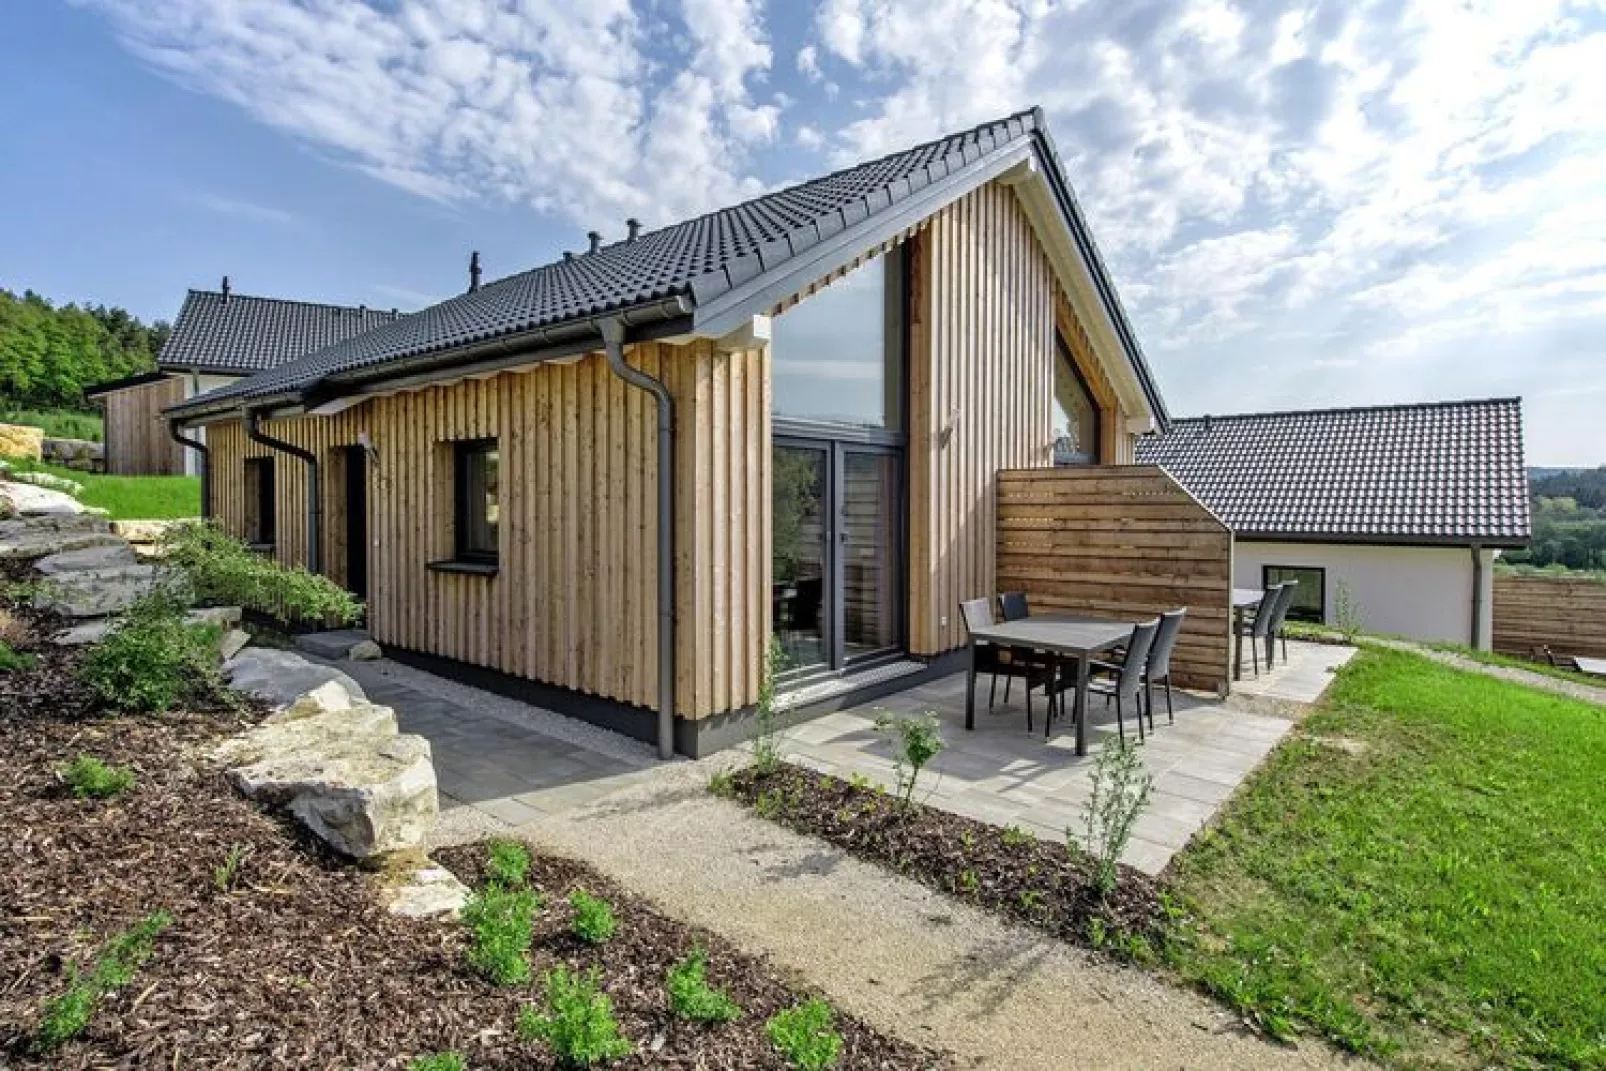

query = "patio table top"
[
  {"left": 966, "top": 612, "right": 1137, "bottom": 655},
  {"left": 1232, "top": 587, "right": 1266, "bottom": 607}
]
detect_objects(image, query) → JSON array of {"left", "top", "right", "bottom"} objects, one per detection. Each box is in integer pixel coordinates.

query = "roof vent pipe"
[
  {"left": 587, "top": 231, "right": 602, "bottom": 254},
  {"left": 221, "top": 276, "right": 231, "bottom": 302},
  {"left": 626, "top": 218, "right": 641, "bottom": 242},
  {"left": 563, "top": 251, "right": 574, "bottom": 261},
  {"left": 468, "top": 250, "right": 482, "bottom": 293}
]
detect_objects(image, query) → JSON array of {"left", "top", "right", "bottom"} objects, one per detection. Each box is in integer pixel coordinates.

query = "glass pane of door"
[
  {"left": 772, "top": 444, "right": 829, "bottom": 671},
  {"left": 841, "top": 451, "right": 902, "bottom": 660}
]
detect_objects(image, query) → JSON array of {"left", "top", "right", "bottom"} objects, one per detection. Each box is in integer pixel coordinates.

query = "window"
[
  {"left": 1052, "top": 337, "right": 1100, "bottom": 465},
  {"left": 243, "top": 457, "right": 276, "bottom": 547},
  {"left": 770, "top": 249, "right": 905, "bottom": 429},
  {"left": 453, "top": 439, "right": 500, "bottom": 564},
  {"left": 1263, "top": 565, "right": 1326, "bottom": 623}
]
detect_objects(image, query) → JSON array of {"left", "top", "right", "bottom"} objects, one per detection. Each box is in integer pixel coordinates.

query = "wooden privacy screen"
[
  {"left": 995, "top": 465, "right": 1233, "bottom": 692},
  {"left": 1493, "top": 573, "right": 1606, "bottom": 662}
]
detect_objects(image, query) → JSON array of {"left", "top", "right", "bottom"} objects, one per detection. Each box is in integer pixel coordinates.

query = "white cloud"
[
  {"left": 795, "top": 124, "right": 824, "bottom": 150},
  {"left": 796, "top": 43, "right": 821, "bottom": 81},
  {"left": 81, "top": 0, "right": 777, "bottom": 231},
  {"left": 185, "top": 192, "right": 299, "bottom": 227}
]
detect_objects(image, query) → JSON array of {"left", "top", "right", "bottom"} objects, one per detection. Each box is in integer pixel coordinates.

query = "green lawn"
[
  {"left": 3, "top": 457, "right": 199, "bottom": 520},
  {"left": 1168, "top": 648, "right": 1606, "bottom": 1067},
  {"left": 0, "top": 407, "right": 103, "bottom": 441}
]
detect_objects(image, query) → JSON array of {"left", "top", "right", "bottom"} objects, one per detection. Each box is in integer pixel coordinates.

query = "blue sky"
[{"left": 3, "top": 0, "right": 1603, "bottom": 464}]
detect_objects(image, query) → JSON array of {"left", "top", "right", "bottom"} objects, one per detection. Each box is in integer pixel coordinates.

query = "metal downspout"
[
  {"left": 1470, "top": 544, "right": 1485, "bottom": 650},
  {"left": 600, "top": 318, "right": 676, "bottom": 760},
  {"left": 244, "top": 408, "right": 322, "bottom": 576},
  {"left": 167, "top": 420, "right": 210, "bottom": 519}
]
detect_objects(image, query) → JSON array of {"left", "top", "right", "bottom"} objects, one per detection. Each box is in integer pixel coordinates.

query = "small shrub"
[
  {"left": 0, "top": 638, "right": 36, "bottom": 672},
  {"left": 0, "top": 605, "right": 29, "bottom": 646},
  {"left": 569, "top": 889, "right": 617, "bottom": 945},
  {"left": 1077, "top": 740, "right": 1154, "bottom": 897},
  {"left": 666, "top": 946, "right": 741, "bottom": 1022},
  {"left": 486, "top": 838, "right": 531, "bottom": 888},
  {"left": 159, "top": 521, "right": 362, "bottom": 626},
  {"left": 408, "top": 1053, "right": 467, "bottom": 1071},
  {"left": 1000, "top": 825, "right": 1033, "bottom": 849},
  {"left": 957, "top": 869, "right": 980, "bottom": 896},
  {"left": 706, "top": 768, "right": 735, "bottom": 797},
  {"left": 765, "top": 998, "right": 842, "bottom": 1070},
  {"left": 36, "top": 911, "right": 171, "bottom": 1051},
  {"left": 79, "top": 591, "right": 223, "bottom": 714},
  {"left": 58, "top": 755, "right": 135, "bottom": 799},
  {"left": 873, "top": 710, "right": 945, "bottom": 805},
  {"left": 214, "top": 844, "right": 250, "bottom": 892},
  {"left": 750, "top": 638, "right": 789, "bottom": 774},
  {"left": 462, "top": 884, "right": 540, "bottom": 986},
  {"left": 1334, "top": 579, "right": 1364, "bottom": 643},
  {"left": 517, "top": 965, "right": 631, "bottom": 1067}
]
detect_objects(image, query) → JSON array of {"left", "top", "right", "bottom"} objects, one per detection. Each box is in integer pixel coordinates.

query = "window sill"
[
  {"left": 427, "top": 559, "right": 499, "bottom": 577},
  {"left": 248, "top": 542, "right": 276, "bottom": 554}
]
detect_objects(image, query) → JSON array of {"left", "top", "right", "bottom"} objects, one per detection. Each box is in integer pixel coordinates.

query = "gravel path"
[{"left": 450, "top": 761, "right": 1360, "bottom": 1070}]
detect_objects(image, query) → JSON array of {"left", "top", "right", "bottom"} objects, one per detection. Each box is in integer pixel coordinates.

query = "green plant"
[
  {"left": 57, "top": 754, "right": 135, "bottom": 799},
  {"left": 750, "top": 637, "right": 789, "bottom": 774},
  {"left": 1000, "top": 825, "right": 1033, "bottom": 849},
  {"left": 706, "top": 768, "right": 735, "bottom": 797},
  {"left": 1333, "top": 579, "right": 1363, "bottom": 643},
  {"left": 764, "top": 998, "right": 842, "bottom": 1070},
  {"left": 873, "top": 710, "right": 945, "bottom": 805},
  {"left": 665, "top": 945, "right": 742, "bottom": 1022},
  {"left": 79, "top": 590, "right": 224, "bottom": 714},
  {"left": 517, "top": 965, "right": 632, "bottom": 1067},
  {"left": 462, "top": 884, "right": 540, "bottom": 986},
  {"left": 408, "top": 1053, "right": 467, "bottom": 1071},
  {"left": 486, "top": 838, "right": 531, "bottom": 888},
  {"left": 1078, "top": 740, "right": 1154, "bottom": 897},
  {"left": 159, "top": 521, "right": 362, "bottom": 625},
  {"left": 568, "top": 889, "right": 617, "bottom": 945},
  {"left": 957, "top": 869, "right": 980, "bottom": 896},
  {"left": 36, "top": 911, "right": 172, "bottom": 1051},
  {"left": 214, "top": 843, "right": 249, "bottom": 892},
  {"left": 1018, "top": 888, "right": 1045, "bottom": 914},
  {"left": 0, "top": 638, "right": 35, "bottom": 672}
]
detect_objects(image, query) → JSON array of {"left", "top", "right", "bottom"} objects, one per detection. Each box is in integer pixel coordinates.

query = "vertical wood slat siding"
[
  {"left": 1492, "top": 574, "right": 1606, "bottom": 661},
  {"left": 995, "top": 466, "right": 1234, "bottom": 692},
  {"left": 206, "top": 341, "right": 769, "bottom": 719},
  {"left": 102, "top": 376, "right": 186, "bottom": 475}
]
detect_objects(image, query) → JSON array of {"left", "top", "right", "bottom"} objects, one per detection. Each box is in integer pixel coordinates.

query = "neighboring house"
[
  {"left": 1136, "top": 398, "right": 1531, "bottom": 649},
  {"left": 85, "top": 282, "right": 404, "bottom": 475},
  {"left": 165, "top": 107, "right": 1172, "bottom": 757}
]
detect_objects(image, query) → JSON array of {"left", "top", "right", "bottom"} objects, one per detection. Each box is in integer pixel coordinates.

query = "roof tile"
[{"left": 159, "top": 292, "right": 404, "bottom": 374}]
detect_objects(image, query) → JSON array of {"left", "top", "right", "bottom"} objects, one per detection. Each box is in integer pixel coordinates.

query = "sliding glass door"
[{"left": 772, "top": 436, "right": 904, "bottom": 677}]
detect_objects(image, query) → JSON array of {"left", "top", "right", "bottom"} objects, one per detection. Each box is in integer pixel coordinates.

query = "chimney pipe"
[
  {"left": 626, "top": 218, "right": 641, "bottom": 242},
  {"left": 587, "top": 231, "right": 602, "bottom": 254},
  {"left": 468, "top": 250, "right": 482, "bottom": 293},
  {"left": 563, "top": 250, "right": 574, "bottom": 261},
  {"left": 221, "top": 275, "right": 231, "bottom": 301}
]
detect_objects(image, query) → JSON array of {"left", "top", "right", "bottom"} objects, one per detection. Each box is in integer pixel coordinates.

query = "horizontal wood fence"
[
  {"left": 1493, "top": 573, "right": 1606, "bottom": 662},
  {"left": 995, "top": 465, "right": 1233, "bottom": 693}
]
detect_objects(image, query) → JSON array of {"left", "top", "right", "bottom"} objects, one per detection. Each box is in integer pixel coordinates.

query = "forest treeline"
[
  {"left": 1505, "top": 466, "right": 1606, "bottom": 573},
  {"left": 0, "top": 288, "right": 169, "bottom": 410}
]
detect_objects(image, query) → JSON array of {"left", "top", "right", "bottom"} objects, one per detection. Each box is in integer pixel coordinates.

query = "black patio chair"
[
  {"left": 1076, "top": 618, "right": 1160, "bottom": 745},
  {"left": 1139, "top": 608, "right": 1187, "bottom": 728},
  {"left": 996, "top": 591, "right": 1032, "bottom": 704},
  {"left": 1263, "top": 581, "right": 1299, "bottom": 667},
  {"left": 960, "top": 597, "right": 1056, "bottom": 732},
  {"left": 1235, "top": 584, "right": 1284, "bottom": 676}
]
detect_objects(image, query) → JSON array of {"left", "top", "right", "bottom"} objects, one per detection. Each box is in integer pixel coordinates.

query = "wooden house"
[{"left": 166, "top": 108, "right": 1182, "bottom": 758}]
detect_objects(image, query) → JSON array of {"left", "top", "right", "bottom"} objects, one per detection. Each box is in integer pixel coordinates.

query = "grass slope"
[
  {"left": 0, "top": 408, "right": 102, "bottom": 442},
  {"left": 3, "top": 458, "right": 198, "bottom": 520},
  {"left": 1169, "top": 648, "right": 1606, "bottom": 1067}
]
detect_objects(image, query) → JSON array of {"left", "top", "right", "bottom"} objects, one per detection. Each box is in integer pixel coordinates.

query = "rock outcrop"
[
  {"left": 225, "top": 648, "right": 367, "bottom": 711},
  {"left": 33, "top": 564, "right": 157, "bottom": 617},
  {"left": 0, "top": 482, "right": 85, "bottom": 517},
  {"left": 0, "top": 423, "right": 44, "bottom": 461},
  {"left": 0, "top": 516, "right": 120, "bottom": 561},
  {"left": 34, "top": 541, "right": 138, "bottom": 574},
  {"left": 10, "top": 470, "right": 84, "bottom": 497}
]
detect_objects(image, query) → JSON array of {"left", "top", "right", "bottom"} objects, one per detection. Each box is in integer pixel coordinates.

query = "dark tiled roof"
[
  {"left": 158, "top": 291, "right": 405, "bottom": 374},
  {"left": 1136, "top": 398, "right": 1530, "bottom": 545},
  {"left": 173, "top": 108, "right": 1168, "bottom": 424}
]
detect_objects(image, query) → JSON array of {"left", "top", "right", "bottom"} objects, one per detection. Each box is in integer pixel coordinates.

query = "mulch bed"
[
  {"left": 0, "top": 585, "right": 943, "bottom": 1069},
  {"left": 724, "top": 765, "right": 1169, "bottom": 956}
]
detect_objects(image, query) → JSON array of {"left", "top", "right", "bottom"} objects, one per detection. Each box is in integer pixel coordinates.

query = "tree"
[{"left": 0, "top": 288, "right": 168, "bottom": 410}]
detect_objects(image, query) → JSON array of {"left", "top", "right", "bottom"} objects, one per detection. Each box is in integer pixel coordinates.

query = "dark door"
[{"left": 343, "top": 445, "right": 368, "bottom": 599}]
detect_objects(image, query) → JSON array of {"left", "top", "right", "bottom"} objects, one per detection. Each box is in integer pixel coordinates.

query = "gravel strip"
[{"left": 501, "top": 760, "right": 1365, "bottom": 1070}]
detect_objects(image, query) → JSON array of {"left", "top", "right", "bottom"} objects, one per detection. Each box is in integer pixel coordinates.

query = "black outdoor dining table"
[
  {"left": 1231, "top": 587, "right": 1265, "bottom": 681},
  {"left": 964, "top": 613, "right": 1136, "bottom": 756}
]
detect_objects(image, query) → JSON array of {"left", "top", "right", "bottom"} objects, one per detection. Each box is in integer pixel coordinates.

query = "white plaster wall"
[
  {"left": 179, "top": 374, "right": 241, "bottom": 476},
  {"left": 1234, "top": 541, "right": 1497, "bottom": 649}
]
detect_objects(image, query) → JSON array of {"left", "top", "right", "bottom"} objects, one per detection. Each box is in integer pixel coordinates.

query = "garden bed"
[
  {"left": 721, "top": 764, "right": 1168, "bottom": 958},
  {"left": 0, "top": 600, "right": 941, "bottom": 1068}
]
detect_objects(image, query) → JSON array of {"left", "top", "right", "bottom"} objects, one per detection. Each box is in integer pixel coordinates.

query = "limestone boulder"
[
  {"left": 0, "top": 482, "right": 84, "bottom": 517},
  {"left": 383, "top": 862, "right": 471, "bottom": 918},
  {"left": 0, "top": 515, "right": 118, "bottom": 562},
  {"left": 225, "top": 725, "right": 437, "bottom": 859},
  {"left": 348, "top": 639, "right": 383, "bottom": 661},
  {"left": 218, "top": 628, "right": 251, "bottom": 661},
  {"left": 10, "top": 470, "right": 83, "bottom": 497},
  {"left": 34, "top": 541, "right": 138, "bottom": 574},
  {"left": 51, "top": 605, "right": 243, "bottom": 647},
  {"left": 224, "top": 647, "right": 367, "bottom": 712},
  {"left": 212, "top": 702, "right": 400, "bottom": 767},
  {"left": 33, "top": 564, "right": 156, "bottom": 618},
  {"left": 0, "top": 423, "right": 44, "bottom": 461},
  {"left": 111, "top": 518, "right": 186, "bottom": 546}
]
